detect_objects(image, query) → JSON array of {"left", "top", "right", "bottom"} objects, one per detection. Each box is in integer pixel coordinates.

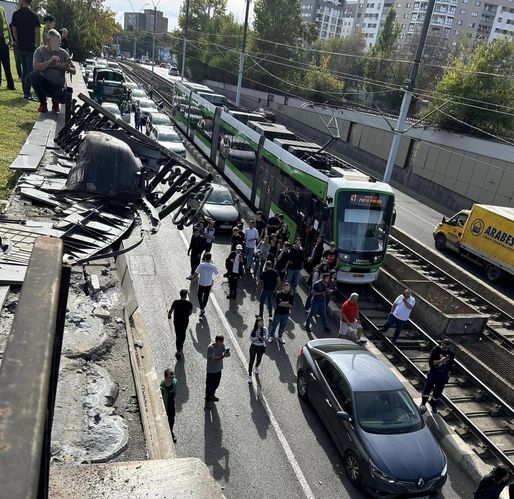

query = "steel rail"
[
  {"left": 359, "top": 284, "right": 513, "bottom": 471},
  {"left": 387, "top": 235, "right": 514, "bottom": 351}
]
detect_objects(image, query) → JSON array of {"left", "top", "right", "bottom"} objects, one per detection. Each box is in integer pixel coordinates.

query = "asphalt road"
[{"left": 126, "top": 219, "right": 477, "bottom": 499}]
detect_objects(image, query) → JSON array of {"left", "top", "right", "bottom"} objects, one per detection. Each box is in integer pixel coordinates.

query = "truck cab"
[{"left": 434, "top": 210, "right": 470, "bottom": 252}]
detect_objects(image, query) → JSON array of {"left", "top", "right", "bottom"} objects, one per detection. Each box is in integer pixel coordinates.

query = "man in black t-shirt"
[
  {"left": 266, "top": 214, "right": 280, "bottom": 235},
  {"left": 11, "top": 0, "right": 40, "bottom": 100},
  {"left": 257, "top": 260, "right": 279, "bottom": 318},
  {"left": 267, "top": 282, "right": 294, "bottom": 344},
  {"left": 322, "top": 241, "right": 339, "bottom": 270},
  {"left": 255, "top": 211, "right": 267, "bottom": 239},
  {"left": 168, "top": 289, "right": 193, "bottom": 360},
  {"left": 420, "top": 339, "right": 455, "bottom": 414},
  {"left": 285, "top": 239, "right": 305, "bottom": 292}
]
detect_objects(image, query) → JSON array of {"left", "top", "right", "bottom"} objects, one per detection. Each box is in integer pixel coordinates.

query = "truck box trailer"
[{"left": 433, "top": 204, "right": 514, "bottom": 282}]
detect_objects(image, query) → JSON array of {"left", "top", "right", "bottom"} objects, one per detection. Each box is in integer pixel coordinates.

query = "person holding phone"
[
  {"left": 205, "top": 335, "right": 230, "bottom": 410},
  {"left": 420, "top": 339, "right": 455, "bottom": 414},
  {"left": 30, "top": 29, "right": 75, "bottom": 113}
]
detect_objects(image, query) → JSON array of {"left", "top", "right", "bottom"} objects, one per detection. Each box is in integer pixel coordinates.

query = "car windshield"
[
  {"left": 158, "top": 132, "right": 180, "bottom": 142},
  {"left": 206, "top": 188, "right": 234, "bottom": 205},
  {"left": 336, "top": 191, "right": 394, "bottom": 253},
  {"left": 355, "top": 389, "right": 423, "bottom": 435}
]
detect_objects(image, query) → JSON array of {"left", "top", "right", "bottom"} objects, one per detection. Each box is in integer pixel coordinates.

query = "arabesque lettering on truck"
[{"left": 471, "top": 218, "right": 514, "bottom": 249}]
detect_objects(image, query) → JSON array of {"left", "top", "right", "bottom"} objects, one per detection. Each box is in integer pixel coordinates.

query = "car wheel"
[
  {"left": 344, "top": 452, "right": 361, "bottom": 485},
  {"left": 486, "top": 264, "right": 502, "bottom": 282},
  {"left": 297, "top": 371, "right": 309, "bottom": 401},
  {"left": 434, "top": 234, "right": 446, "bottom": 251}
]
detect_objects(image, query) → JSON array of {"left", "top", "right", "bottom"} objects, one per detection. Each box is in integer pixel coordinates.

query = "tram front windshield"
[{"left": 336, "top": 191, "right": 394, "bottom": 254}]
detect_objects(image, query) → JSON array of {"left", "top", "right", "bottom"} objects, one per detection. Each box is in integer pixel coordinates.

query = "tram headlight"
[
  {"left": 373, "top": 255, "right": 382, "bottom": 262},
  {"left": 341, "top": 254, "right": 350, "bottom": 261}
]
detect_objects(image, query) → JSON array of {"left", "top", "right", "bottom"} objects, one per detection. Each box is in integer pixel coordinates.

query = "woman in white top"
[
  {"left": 203, "top": 219, "right": 216, "bottom": 254},
  {"left": 248, "top": 316, "right": 267, "bottom": 383}
]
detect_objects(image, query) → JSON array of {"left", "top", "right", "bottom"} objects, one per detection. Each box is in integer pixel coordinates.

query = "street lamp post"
[{"left": 236, "top": 0, "right": 251, "bottom": 106}]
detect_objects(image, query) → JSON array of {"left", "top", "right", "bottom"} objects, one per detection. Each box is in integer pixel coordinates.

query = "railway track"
[
  {"left": 345, "top": 286, "right": 514, "bottom": 471},
  {"left": 123, "top": 62, "right": 514, "bottom": 470}
]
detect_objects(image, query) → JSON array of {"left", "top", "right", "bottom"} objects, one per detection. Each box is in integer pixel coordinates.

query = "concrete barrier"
[
  {"left": 391, "top": 227, "right": 514, "bottom": 318},
  {"left": 377, "top": 265, "right": 489, "bottom": 337}
]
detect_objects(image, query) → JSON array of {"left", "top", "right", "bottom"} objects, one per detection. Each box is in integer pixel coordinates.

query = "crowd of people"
[
  {"left": 161, "top": 209, "right": 447, "bottom": 423},
  {"left": 0, "top": 0, "right": 73, "bottom": 113}
]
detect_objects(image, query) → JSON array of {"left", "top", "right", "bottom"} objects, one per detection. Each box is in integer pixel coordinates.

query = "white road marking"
[
  {"left": 395, "top": 202, "right": 438, "bottom": 227},
  {"left": 178, "top": 230, "right": 316, "bottom": 499}
]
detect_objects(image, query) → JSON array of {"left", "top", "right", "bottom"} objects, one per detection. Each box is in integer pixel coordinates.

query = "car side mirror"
[
  {"left": 419, "top": 404, "right": 427, "bottom": 415},
  {"left": 442, "top": 216, "right": 446, "bottom": 224},
  {"left": 337, "top": 411, "right": 350, "bottom": 422},
  {"left": 391, "top": 210, "right": 397, "bottom": 226},
  {"left": 235, "top": 198, "right": 240, "bottom": 204}
]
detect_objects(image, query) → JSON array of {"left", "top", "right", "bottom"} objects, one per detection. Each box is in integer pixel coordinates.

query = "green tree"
[
  {"left": 363, "top": 8, "right": 401, "bottom": 109},
  {"left": 310, "top": 32, "right": 366, "bottom": 87},
  {"left": 249, "top": 0, "right": 317, "bottom": 89},
  {"left": 177, "top": 0, "right": 228, "bottom": 79},
  {"left": 300, "top": 55, "right": 345, "bottom": 103},
  {"left": 43, "top": 0, "right": 119, "bottom": 61},
  {"left": 420, "top": 38, "right": 514, "bottom": 136}
]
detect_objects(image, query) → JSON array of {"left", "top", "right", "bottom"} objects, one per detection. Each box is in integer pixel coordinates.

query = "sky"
[{"left": 107, "top": 0, "right": 253, "bottom": 31}]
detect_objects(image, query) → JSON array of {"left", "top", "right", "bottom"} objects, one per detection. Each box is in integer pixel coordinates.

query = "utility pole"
[
  {"left": 236, "top": 0, "right": 251, "bottom": 106},
  {"left": 382, "top": 0, "right": 436, "bottom": 184},
  {"left": 152, "top": 5, "right": 157, "bottom": 77},
  {"left": 181, "top": 0, "right": 190, "bottom": 81}
]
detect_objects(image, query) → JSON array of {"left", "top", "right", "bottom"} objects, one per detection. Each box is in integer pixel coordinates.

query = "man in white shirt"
[
  {"left": 194, "top": 252, "right": 218, "bottom": 316},
  {"left": 244, "top": 219, "right": 259, "bottom": 274},
  {"left": 380, "top": 289, "right": 416, "bottom": 342}
]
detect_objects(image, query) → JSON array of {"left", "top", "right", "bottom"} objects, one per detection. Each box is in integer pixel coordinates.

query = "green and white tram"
[{"left": 172, "top": 82, "right": 395, "bottom": 284}]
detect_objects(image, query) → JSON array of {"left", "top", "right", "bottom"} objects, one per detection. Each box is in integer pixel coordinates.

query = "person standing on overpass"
[
  {"left": 0, "top": 5, "right": 15, "bottom": 90},
  {"left": 11, "top": 0, "right": 40, "bottom": 101},
  {"left": 420, "top": 339, "right": 455, "bottom": 414},
  {"left": 379, "top": 288, "right": 416, "bottom": 342}
]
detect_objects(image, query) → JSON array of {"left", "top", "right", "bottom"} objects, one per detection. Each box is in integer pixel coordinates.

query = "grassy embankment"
[{"left": 0, "top": 50, "right": 38, "bottom": 199}]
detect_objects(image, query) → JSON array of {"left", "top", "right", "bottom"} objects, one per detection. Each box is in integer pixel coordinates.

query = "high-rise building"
[
  {"left": 124, "top": 9, "right": 168, "bottom": 34},
  {"left": 301, "top": 0, "right": 514, "bottom": 48}
]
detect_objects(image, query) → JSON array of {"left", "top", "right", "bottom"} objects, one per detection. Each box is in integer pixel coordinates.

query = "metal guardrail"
[{"left": 0, "top": 237, "right": 71, "bottom": 499}]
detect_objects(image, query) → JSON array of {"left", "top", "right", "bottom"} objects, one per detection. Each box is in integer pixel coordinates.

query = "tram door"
[{"left": 256, "top": 157, "right": 280, "bottom": 217}]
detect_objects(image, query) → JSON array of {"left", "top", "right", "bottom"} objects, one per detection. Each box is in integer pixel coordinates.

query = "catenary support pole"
[
  {"left": 152, "top": 5, "right": 156, "bottom": 78},
  {"left": 235, "top": 0, "right": 251, "bottom": 106},
  {"left": 181, "top": 0, "right": 190, "bottom": 81},
  {"left": 383, "top": 0, "right": 436, "bottom": 184}
]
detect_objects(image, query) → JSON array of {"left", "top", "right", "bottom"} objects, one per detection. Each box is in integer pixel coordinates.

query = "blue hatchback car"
[{"left": 297, "top": 338, "right": 447, "bottom": 498}]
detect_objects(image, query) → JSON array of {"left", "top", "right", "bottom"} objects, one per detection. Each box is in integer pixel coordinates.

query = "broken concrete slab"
[
  {"left": 19, "top": 187, "right": 64, "bottom": 208},
  {"left": 0, "top": 286, "right": 9, "bottom": 309},
  {"left": 10, "top": 155, "right": 40, "bottom": 171},
  {"left": 0, "top": 264, "right": 27, "bottom": 284},
  {"left": 45, "top": 164, "right": 72, "bottom": 176},
  {"left": 52, "top": 358, "right": 128, "bottom": 464}
]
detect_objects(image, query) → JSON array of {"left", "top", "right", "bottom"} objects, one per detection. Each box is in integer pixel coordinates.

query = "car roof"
[
  {"left": 330, "top": 351, "right": 403, "bottom": 392},
  {"left": 139, "top": 98, "right": 156, "bottom": 106},
  {"left": 308, "top": 339, "right": 404, "bottom": 392},
  {"left": 153, "top": 125, "right": 177, "bottom": 134}
]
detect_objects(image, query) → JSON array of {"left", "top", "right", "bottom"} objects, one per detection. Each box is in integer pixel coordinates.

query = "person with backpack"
[{"left": 247, "top": 316, "right": 267, "bottom": 384}]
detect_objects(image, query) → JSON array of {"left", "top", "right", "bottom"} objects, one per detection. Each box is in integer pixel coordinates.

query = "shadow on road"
[{"left": 204, "top": 404, "right": 230, "bottom": 482}]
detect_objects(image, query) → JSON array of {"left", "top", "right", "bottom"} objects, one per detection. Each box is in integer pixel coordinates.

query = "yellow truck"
[{"left": 433, "top": 204, "right": 514, "bottom": 282}]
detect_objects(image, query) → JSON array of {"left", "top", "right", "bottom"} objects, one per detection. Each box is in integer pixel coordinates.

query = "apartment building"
[
  {"left": 124, "top": 9, "right": 169, "bottom": 34},
  {"left": 301, "top": 0, "right": 514, "bottom": 47}
]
